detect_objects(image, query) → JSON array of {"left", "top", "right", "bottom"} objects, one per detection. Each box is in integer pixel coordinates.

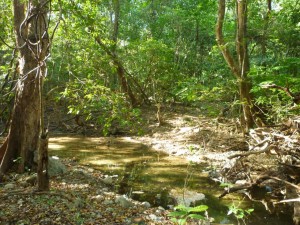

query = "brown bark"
[
  {"left": 0, "top": 0, "right": 49, "bottom": 174},
  {"left": 236, "top": 0, "right": 250, "bottom": 77}
]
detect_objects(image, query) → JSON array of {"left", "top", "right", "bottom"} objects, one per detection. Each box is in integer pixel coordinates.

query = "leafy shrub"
[
  {"left": 168, "top": 204, "right": 209, "bottom": 225},
  {"left": 59, "top": 79, "right": 142, "bottom": 135}
]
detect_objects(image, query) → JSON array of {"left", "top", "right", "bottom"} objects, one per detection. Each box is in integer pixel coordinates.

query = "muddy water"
[{"left": 49, "top": 135, "right": 292, "bottom": 225}]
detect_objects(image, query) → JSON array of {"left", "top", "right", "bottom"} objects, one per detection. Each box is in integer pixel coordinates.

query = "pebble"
[
  {"left": 103, "top": 199, "right": 114, "bottom": 205},
  {"left": 115, "top": 195, "right": 134, "bottom": 208},
  {"left": 148, "top": 214, "right": 162, "bottom": 222},
  {"left": 141, "top": 201, "right": 151, "bottom": 208},
  {"left": 87, "top": 168, "right": 94, "bottom": 173},
  {"left": 157, "top": 206, "right": 165, "bottom": 211}
]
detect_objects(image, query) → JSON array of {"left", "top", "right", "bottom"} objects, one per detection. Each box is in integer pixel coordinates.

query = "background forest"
[{"left": 0, "top": 0, "right": 299, "bottom": 134}]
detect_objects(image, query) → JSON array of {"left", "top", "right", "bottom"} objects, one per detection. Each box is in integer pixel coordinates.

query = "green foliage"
[
  {"left": 168, "top": 204, "right": 208, "bottom": 225},
  {"left": 220, "top": 182, "right": 234, "bottom": 188},
  {"left": 227, "top": 203, "right": 254, "bottom": 221},
  {"left": 250, "top": 58, "right": 300, "bottom": 123},
  {"left": 59, "top": 79, "right": 142, "bottom": 136},
  {"left": 1, "top": 0, "right": 299, "bottom": 133}
]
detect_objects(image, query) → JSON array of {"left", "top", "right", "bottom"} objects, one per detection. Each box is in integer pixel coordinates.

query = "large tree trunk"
[
  {"left": 216, "top": 0, "right": 255, "bottom": 133},
  {"left": 0, "top": 0, "right": 49, "bottom": 176}
]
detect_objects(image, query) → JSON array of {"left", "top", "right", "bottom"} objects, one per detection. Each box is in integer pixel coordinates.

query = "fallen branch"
[
  {"left": 0, "top": 189, "right": 74, "bottom": 202},
  {"left": 259, "top": 176, "right": 300, "bottom": 191},
  {"left": 277, "top": 198, "right": 300, "bottom": 204},
  {"left": 228, "top": 144, "right": 274, "bottom": 159},
  {"left": 219, "top": 175, "right": 300, "bottom": 198}
]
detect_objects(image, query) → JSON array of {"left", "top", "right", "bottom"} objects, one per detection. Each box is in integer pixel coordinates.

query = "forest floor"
[{"left": 0, "top": 104, "right": 296, "bottom": 224}]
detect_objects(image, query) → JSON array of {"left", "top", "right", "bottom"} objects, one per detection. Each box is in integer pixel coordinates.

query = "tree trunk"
[
  {"left": 0, "top": 0, "right": 49, "bottom": 175},
  {"left": 216, "top": 0, "right": 255, "bottom": 132},
  {"left": 37, "top": 131, "right": 49, "bottom": 191},
  {"left": 236, "top": 0, "right": 255, "bottom": 130}
]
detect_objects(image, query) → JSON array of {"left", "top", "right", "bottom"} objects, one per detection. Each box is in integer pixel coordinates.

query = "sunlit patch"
[{"left": 48, "top": 143, "right": 64, "bottom": 150}]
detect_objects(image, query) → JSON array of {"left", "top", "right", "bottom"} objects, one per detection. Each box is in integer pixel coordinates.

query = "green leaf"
[
  {"left": 246, "top": 208, "right": 254, "bottom": 214},
  {"left": 174, "top": 204, "right": 190, "bottom": 212},
  {"left": 177, "top": 218, "right": 187, "bottom": 225},
  {"left": 220, "top": 182, "right": 233, "bottom": 188},
  {"left": 188, "top": 205, "right": 208, "bottom": 213},
  {"left": 187, "top": 214, "right": 205, "bottom": 220},
  {"left": 168, "top": 211, "right": 187, "bottom": 217}
]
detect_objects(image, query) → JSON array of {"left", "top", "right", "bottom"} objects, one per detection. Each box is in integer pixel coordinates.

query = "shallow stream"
[{"left": 49, "top": 135, "right": 293, "bottom": 225}]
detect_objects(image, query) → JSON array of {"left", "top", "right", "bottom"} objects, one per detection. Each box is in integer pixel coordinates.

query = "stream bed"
[{"left": 49, "top": 135, "right": 293, "bottom": 225}]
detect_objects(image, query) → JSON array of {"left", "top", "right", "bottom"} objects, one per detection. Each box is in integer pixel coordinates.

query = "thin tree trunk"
[
  {"left": 216, "top": 0, "right": 255, "bottom": 132},
  {"left": 236, "top": 0, "right": 255, "bottom": 130},
  {"left": 216, "top": 0, "right": 241, "bottom": 78}
]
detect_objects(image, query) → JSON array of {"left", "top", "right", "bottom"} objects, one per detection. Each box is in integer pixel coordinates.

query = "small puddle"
[{"left": 49, "top": 135, "right": 293, "bottom": 225}]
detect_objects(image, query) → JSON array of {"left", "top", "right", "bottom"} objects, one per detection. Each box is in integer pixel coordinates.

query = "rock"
[
  {"left": 148, "top": 214, "right": 158, "bottom": 221},
  {"left": 115, "top": 195, "right": 134, "bottom": 208},
  {"left": 4, "top": 183, "right": 15, "bottom": 189},
  {"left": 87, "top": 168, "right": 94, "bottom": 173},
  {"left": 170, "top": 189, "right": 205, "bottom": 206},
  {"left": 156, "top": 206, "right": 165, "bottom": 215},
  {"left": 25, "top": 174, "right": 37, "bottom": 186},
  {"left": 148, "top": 214, "right": 162, "bottom": 222},
  {"left": 102, "top": 176, "right": 113, "bottom": 185},
  {"left": 141, "top": 201, "right": 151, "bottom": 208},
  {"left": 48, "top": 156, "right": 67, "bottom": 177},
  {"left": 157, "top": 206, "right": 165, "bottom": 211}
]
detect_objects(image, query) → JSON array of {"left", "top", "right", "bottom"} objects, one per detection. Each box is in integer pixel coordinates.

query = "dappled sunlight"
[
  {"left": 49, "top": 135, "right": 221, "bottom": 198},
  {"left": 49, "top": 143, "right": 64, "bottom": 150}
]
